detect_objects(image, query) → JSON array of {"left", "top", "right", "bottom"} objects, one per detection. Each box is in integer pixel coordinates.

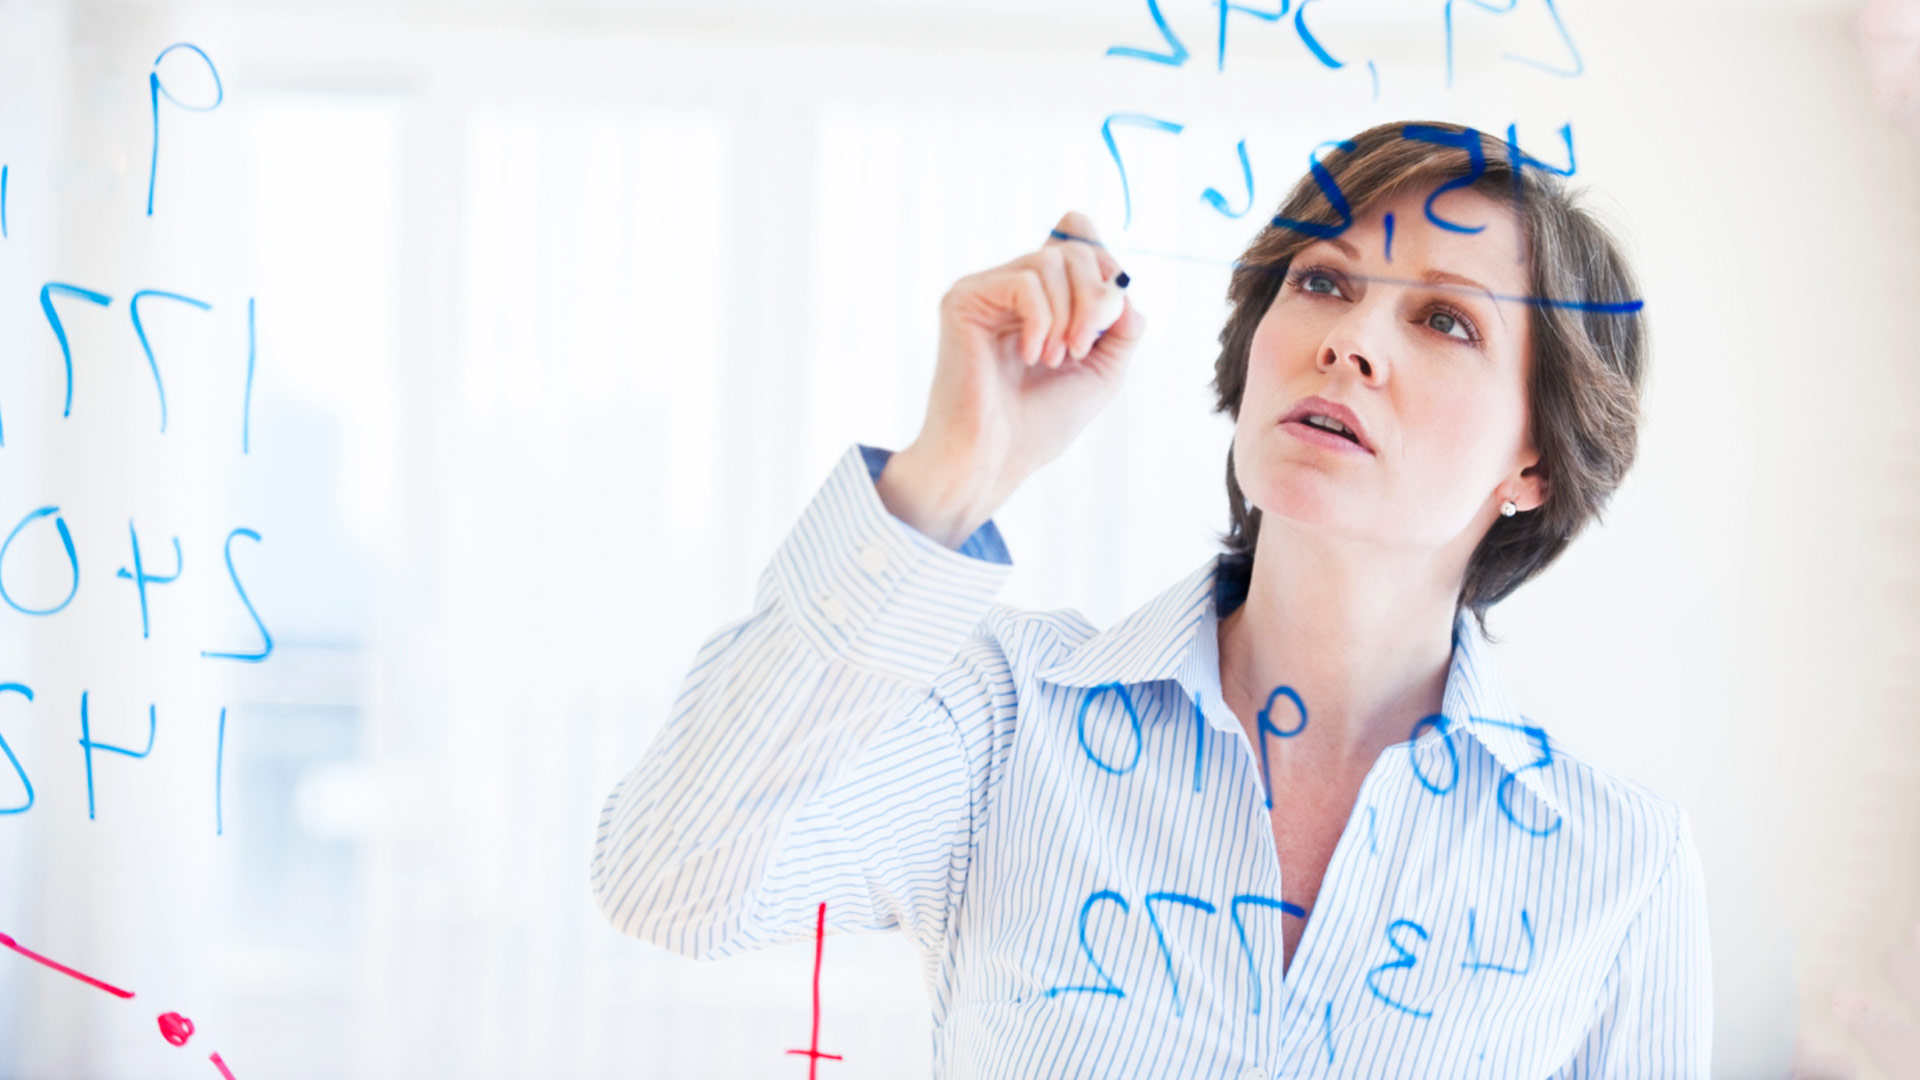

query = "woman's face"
[{"left": 1235, "top": 183, "right": 1545, "bottom": 559}]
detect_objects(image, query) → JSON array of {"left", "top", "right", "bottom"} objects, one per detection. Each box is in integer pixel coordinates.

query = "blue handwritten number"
[
  {"left": 1365, "top": 918, "right": 1434, "bottom": 1019},
  {"left": 1292, "top": 0, "right": 1343, "bottom": 68},
  {"left": 116, "top": 520, "right": 184, "bottom": 639},
  {"left": 1216, "top": 0, "right": 1286, "bottom": 71},
  {"left": 1253, "top": 684, "right": 1308, "bottom": 809},
  {"left": 1229, "top": 893, "right": 1305, "bottom": 1014},
  {"left": 1046, "top": 890, "right": 1130, "bottom": 998},
  {"left": 1479, "top": 717, "right": 1562, "bottom": 835},
  {"left": 1462, "top": 907, "right": 1535, "bottom": 975},
  {"left": 1504, "top": 124, "right": 1575, "bottom": 260},
  {"left": 1143, "top": 892, "right": 1217, "bottom": 1017},
  {"left": 1077, "top": 681, "right": 1142, "bottom": 775},
  {"left": 201, "top": 527, "right": 273, "bottom": 663},
  {"left": 1506, "top": 123, "right": 1576, "bottom": 190},
  {"left": 1109, "top": 0, "right": 1190, "bottom": 66},
  {"left": 1102, "top": 115, "right": 1185, "bottom": 230},
  {"left": 129, "top": 290, "right": 213, "bottom": 433},
  {"left": 1202, "top": 139, "right": 1255, "bottom": 218},
  {"left": 1407, "top": 713, "right": 1458, "bottom": 795},
  {"left": 1270, "top": 140, "right": 1356, "bottom": 240},
  {"left": 0, "top": 683, "right": 33, "bottom": 814},
  {"left": 148, "top": 43, "right": 224, "bottom": 217},
  {"left": 1400, "top": 124, "right": 1488, "bottom": 234},
  {"left": 39, "top": 283, "right": 113, "bottom": 421},
  {"left": 79, "top": 692, "right": 157, "bottom": 821},
  {"left": 0, "top": 507, "right": 80, "bottom": 616}
]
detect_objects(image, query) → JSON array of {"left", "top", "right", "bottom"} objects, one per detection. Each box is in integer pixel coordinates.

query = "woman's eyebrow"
[
  {"left": 1417, "top": 269, "right": 1507, "bottom": 329},
  {"left": 1295, "top": 243, "right": 1509, "bottom": 330}
]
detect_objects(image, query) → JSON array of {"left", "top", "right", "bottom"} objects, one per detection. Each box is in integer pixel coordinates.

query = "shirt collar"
[{"left": 1032, "top": 551, "right": 1563, "bottom": 818}]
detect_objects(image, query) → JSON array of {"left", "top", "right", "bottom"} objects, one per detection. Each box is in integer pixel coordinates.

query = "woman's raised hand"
[{"left": 877, "top": 211, "right": 1146, "bottom": 549}]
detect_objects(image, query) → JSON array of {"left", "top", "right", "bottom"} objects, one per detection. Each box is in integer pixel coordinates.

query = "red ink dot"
[{"left": 158, "top": 1011, "right": 195, "bottom": 1046}]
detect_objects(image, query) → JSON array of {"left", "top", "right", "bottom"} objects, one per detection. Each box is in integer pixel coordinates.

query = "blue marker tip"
[{"left": 1116, "top": 271, "right": 1131, "bottom": 289}]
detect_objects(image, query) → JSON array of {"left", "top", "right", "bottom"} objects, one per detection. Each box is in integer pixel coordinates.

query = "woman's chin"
[{"left": 1243, "top": 475, "right": 1357, "bottom": 532}]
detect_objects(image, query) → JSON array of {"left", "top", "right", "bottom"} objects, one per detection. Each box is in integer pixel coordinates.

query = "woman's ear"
[{"left": 1513, "top": 460, "right": 1550, "bottom": 513}]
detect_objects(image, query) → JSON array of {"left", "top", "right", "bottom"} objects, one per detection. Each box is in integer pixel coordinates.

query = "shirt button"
[
  {"left": 856, "top": 542, "right": 890, "bottom": 575},
  {"left": 817, "top": 594, "right": 849, "bottom": 625}
]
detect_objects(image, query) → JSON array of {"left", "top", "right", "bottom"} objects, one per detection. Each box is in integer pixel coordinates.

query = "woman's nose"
[
  {"left": 1319, "top": 344, "right": 1376, "bottom": 379},
  {"left": 1316, "top": 308, "right": 1391, "bottom": 383}
]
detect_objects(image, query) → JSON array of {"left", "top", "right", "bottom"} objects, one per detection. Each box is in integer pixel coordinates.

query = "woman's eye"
[
  {"left": 1427, "top": 310, "right": 1474, "bottom": 341},
  {"left": 1301, "top": 272, "right": 1340, "bottom": 295}
]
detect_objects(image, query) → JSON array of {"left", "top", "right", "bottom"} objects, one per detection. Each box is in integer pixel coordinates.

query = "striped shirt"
[{"left": 591, "top": 442, "right": 1713, "bottom": 1078}]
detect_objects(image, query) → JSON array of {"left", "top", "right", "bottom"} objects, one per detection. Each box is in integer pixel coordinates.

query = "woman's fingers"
[
  {"left": 1058, "top": 241, "right": 1126, "bottom": 360},
  {"left": 1028, "top": 251, "right": 1074, "bottom": 368},
  {"left": 1086, "top": 293, "right": 1145, "bottom": 367},
  {"left": 1035, "top": 213, "right": 1130, "bottom": 366},
  {"left": 1047, "top": 210, "right": 1123, "bottom": 280},
  {"left": 1004, "top": 269, "right": 1052, "bottom": 367}
]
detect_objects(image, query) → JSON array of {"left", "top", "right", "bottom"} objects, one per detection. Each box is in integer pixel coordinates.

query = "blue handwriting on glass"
[
  {"left": 147, "top": 43, "right": 223, "bottom": 217},
  {"left": 1110, "top": 0, "right": 1191, "bottom": 65},
  {"left": 0, "top": 513, "right": 271, "bottom": 659},
  {"left": 0, "top": 683, "right": 33, "bottom": 815},
  {"left": 1077, "top": 681, "right": 1144, "bottom": 775},
  {"left": 15, "top": 284, "right": 260, "bottom": 451},
  {"left": 0, "top": 507, "right": 80, "bottom": 616},
  {"left": 1406, "top": 712, "right": 1563, "bottom": 836},
  {"left": 0, "top": 689, "right": 233, "bottom": 833},
  {"left": 200, "top": 528, "right": 272, "bottom": 663},
  {"left": 1046, "top": 890, "right": 1131, "bottom": 998},
  {"left": 1143, "top": 891, "right": 1216, "bottom": 1017},
  {"left": 1051, "top": 887, "right": 1306, "bottom": 1016},
  {"left": 1253, "top": 683, "right": 1307, "bottom": 809},
  {"left": 78, "top": 692, "right": 157, "bottom": 821},
  {"left": 38, "top": 283, "right": 113, "bottom": 426},
  {"left": 129, "top": 289, "right": 213, "bottom": 433},
  {"left": 1461, "top": 906, "right": 1535, "bottom": 975},
  {"left": 1365, "top": 918, "right": 1434, "bottom": 1018},
  {"left": 1201, "top": 139, "right": 1255, "bottom": 218},
  {"left": 1228, "top": 892, "right": 1305, "bottom": 1014},
  {"left": 116, "top": 520, "right": 184, "bottom": 639},
  {"left": 1101, "top": 114, "right": 1184, "bottom": 230}
]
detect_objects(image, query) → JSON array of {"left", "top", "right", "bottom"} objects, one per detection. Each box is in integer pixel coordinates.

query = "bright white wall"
[{"left": 0, "top": 0, "right": 1914, "bottom": 1077}]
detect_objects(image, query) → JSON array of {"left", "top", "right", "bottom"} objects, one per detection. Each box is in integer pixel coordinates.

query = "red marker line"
[
  {"left": 784, "top": 902, "right": 842, "bottom": 1079},
  {"left": 209, "top": 1051, "right": 237, "bottom": 1079},
  {"left": 0, "top": 931, "right": 135, "bottom": 999}
]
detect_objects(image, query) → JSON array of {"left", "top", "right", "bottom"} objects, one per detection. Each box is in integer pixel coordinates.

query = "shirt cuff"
[
  {"left": 857, "top": 444, "right": 1012, "bottom": 566},
  {"left": 769, "top": 443, "right": 1016, "bottom": 685}
]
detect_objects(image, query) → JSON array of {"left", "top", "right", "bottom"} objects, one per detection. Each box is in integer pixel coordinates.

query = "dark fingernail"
[{"left": 1116, "top": 271, "right": 1131, "bottom": 289}]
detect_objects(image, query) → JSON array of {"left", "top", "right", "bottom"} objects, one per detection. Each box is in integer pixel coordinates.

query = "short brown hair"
[{"left": 1211, "top": 120, "right": 1648, "bottom": 634}]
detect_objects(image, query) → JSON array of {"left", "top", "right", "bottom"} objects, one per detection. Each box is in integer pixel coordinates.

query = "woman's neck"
[{"left": 1217, "top": 521, "right": 1462, "bottom": 772}]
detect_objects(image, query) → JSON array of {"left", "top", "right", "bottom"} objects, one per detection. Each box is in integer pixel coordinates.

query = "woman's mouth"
[{"left": 1282, "top": 417, "right": 1373, "bottom": 454}]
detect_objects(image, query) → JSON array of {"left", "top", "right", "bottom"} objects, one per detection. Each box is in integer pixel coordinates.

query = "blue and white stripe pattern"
[{"left": 592, "top": 442, "right": 1713, "bottom": 1078}]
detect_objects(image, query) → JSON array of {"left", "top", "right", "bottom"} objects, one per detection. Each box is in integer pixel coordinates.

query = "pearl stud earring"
[{"left": 1500, "top": 500, "right": 1517, "bottom": 517}]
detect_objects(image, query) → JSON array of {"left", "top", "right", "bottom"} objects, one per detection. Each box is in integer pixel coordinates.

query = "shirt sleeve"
[
  {"left": 1551, "top": 807, "right": 1715, "bottom": 1077},
  {"left": 590, "top": 442, "right": 1019, "bottom": 962}
]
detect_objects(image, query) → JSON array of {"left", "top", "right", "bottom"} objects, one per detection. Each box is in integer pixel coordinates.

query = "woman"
[{"left": 591, "top": 120, "right": 1712, "bottom": 1077}]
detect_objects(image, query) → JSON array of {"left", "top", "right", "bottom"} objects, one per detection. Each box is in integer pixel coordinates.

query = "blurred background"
[{"left": 0, "top": 0, "right": 1915, "bottom": 1076}]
